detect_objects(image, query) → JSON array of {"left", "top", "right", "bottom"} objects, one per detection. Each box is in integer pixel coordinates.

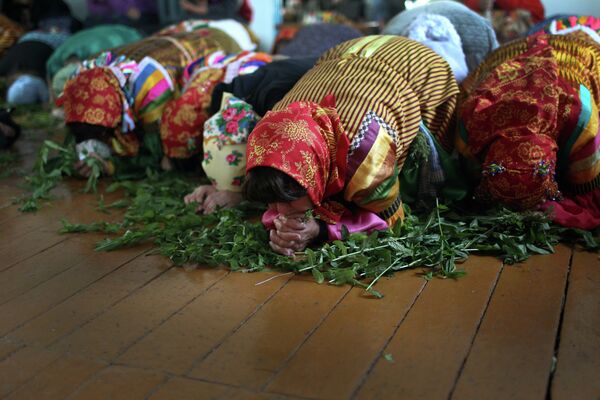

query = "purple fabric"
[
  {"left": 346, "top": 117, "right": 380, "bottom": 180},
  {"left": 87, "top": 0, "right": 156, "bottom": 16},
  {"left": 261, "top": 208, "right": 388, "bottom": 242}
]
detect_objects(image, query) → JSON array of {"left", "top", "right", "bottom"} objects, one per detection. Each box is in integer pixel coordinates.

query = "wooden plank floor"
[{"left": 0, "top": 134, "right": 599, "bottom": 400}]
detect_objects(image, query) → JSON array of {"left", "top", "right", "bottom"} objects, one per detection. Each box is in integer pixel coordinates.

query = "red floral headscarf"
[
  {"left": 246, "top": 95, "right": 350, "bottom": 223},
  {"left": 160, "top": 68, "right": 224, "bottom": 159},
  {"left": 58, "top": 68, "right": 123, "bottom": 129},
  {"left": 57, "top": 67, "right": 139, "bottom": 156},
  {"left": 459, "top": 36, "right": 562, "bottom": 209}
]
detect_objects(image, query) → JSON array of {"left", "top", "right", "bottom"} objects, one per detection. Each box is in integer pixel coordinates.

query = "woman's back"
[{"left": 274, "top": 35, "right": 459, "bottom": 162}]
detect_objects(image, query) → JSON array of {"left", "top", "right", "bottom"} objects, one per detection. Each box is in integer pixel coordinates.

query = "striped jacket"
[{"left": 274, "top": 35, "right": 459, "bottom": 224}]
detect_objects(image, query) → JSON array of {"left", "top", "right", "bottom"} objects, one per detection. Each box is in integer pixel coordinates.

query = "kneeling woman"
[
  {"left": 458, "top": 32, "right": 600, "bottom": 229},
  {"left": 57, "top": 27, "right": 243, "bottom": 177},
  {"left": 242, "top": 35, "right": 459, "bottom": 256}
]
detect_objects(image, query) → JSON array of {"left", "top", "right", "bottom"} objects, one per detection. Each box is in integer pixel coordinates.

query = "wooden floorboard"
[
  {"left": 0, "top": 243, "right": 148, "bottom": 337},
  {"left": 1, "top": 134, "right": 599, "bottom": 399},
  {"left": 4, "top": 354, "right": 106, "bottom": 400},
  {"left": 266, "top": 272, "right": 427, "bottom": 400},
  {"left": 148, "top": 376, "right": 300, "bottom": 400},
  {"left": 64, "top": 365, "right": 167, "bottom": 400},
  {"left": 0, "top": 346, "right": 63, "bottom": 398},
  {"left": 8, "top": 253, "right": 170, "bottom": 347},
  {"left": 0, "top": 236, "right": 101, "bottom": 305},
  {"left": 0, "top": 229, "right": 69, "bottom": 273},
  {"left": 450, "top": 245, "right": 572, "bottom": 400},
  {"left": 353, "top": 256, "right": 503, "bottom": 400},
  {"left": 0, "top": 182, "right": 125, "bottom": 272},
  {"left": 117, "top": 270, "right": 293, "bottom": 375},
  {"left": 551, "top": 249, "right": 600, "bottom": 400},
  {"left": 49, "top": 267, "right": 229, "bottom": 362},
  {"left": 187, "top": 276, "right": 351, "bottom": 390}
]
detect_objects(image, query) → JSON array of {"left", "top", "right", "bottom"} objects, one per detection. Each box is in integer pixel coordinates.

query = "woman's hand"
[
  {"left": 269, "top": 215, "right": 320, "bottom": 256},
  {"left": 184, "top": 185, "right": 217, "bottom": 212},
  {"left": 202, "top": 190, "right": 243, "bottom": 214},
  {"left": 74, "top": 152, "right": 110, "bottom": 178},
  {"left": 184, "top": 186, "right": 242, "bottom": 214}
]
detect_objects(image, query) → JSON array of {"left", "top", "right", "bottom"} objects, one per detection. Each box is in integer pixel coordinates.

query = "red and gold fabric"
[
  {"left": 58, "top": 67, "right": 140, "bottom": 156},
  {"left": 458, "top": 33, "right": 600, "bottom": 215},
  {"left": 160, "top": 67, "right": 224, "bottom": 159},
  {"left": 247, "top": 96, "right": 350, "bottom": 224},
  {"left": 160, "top": 51, "right": 271, "bottom": 159}
]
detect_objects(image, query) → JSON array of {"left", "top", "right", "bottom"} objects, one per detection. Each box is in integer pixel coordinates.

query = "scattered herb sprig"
[
  {"left": 60, "top": 173, "right": 599, "bottom": 297},
  {"left": 15, "top": 140, "right": 102, "bottom": 212}
]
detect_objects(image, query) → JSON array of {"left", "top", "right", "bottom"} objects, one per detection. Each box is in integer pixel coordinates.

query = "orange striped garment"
[{"left": 273, "top": 35, "right": 458, "bottom": 224}]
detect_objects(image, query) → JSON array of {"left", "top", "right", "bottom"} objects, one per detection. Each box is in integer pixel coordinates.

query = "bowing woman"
[{"left": 242, "top": 35, "right": 460, "bottom": 256}]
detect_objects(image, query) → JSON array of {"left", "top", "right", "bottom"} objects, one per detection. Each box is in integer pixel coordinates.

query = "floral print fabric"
[{"left": 202, "top": 95, "right": 259, "bottom": 191}]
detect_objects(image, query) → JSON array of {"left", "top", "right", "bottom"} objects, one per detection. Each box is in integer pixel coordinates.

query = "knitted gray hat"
[{"left": 383, "top": 0, "right": 499, "bottom": 71}]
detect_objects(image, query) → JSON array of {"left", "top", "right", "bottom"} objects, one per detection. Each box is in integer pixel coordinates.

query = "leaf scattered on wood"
[
  {"left": 15, "top": 139, "right": 102, "bottom": 212},
  {"left": 58, "top": 173, "right": 600, "bottom": 296}
]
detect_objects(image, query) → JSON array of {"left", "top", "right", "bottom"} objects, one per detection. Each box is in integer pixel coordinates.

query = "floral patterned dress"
[{"left": 202, "top": 95, "right": 259, "bottom": 191}]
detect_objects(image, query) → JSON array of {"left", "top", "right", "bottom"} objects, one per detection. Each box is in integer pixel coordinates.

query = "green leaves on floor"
[
  {"left": 58, "top": 172, "right": 599, "bottom": 297},
  {"left": 14, "top": 140, "right": 102, "bottom": 212},
  {"left": 12, "top": 134, "right": 600, "bottom": 295}
]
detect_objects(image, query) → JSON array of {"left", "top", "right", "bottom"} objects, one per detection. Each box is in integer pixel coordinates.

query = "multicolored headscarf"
[
  {"left": 246, "top": 95, "right": 350, "bottom": 223},
  {"left": 57, "top": 51, "right": 179, "bottom": 156},
  {"left": 535, "top": 15, "right": 600, "bottom": 44}
]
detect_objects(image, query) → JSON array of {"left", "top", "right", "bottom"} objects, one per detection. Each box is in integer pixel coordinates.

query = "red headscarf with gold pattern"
[
  {"left": 246, "top": 95, "right": 350, "bottom": 223},
  {"left": 459, "top": 36, "right": 563, "bottom": 209},
  {"left": 57, "top": 68, "right": 139, "bottom": 156},
  {"left": 58, "top": 68, "right": 123, "bottom": 129}
]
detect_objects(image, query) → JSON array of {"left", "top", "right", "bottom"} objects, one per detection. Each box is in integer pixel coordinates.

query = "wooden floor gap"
[
  {"left": 111, "top": 270, "right": 233, "bottom": 363},
  {"left": 2, "top": 248, "right": 150, "bottom": 339},
  {"left": 0, "top": 341, "right": 26, "bottom": 363},
  {"left": 141, "top": 372, "right": 172, "bottom": 400},
  {"left": 0, "top": 238, "right": 78, "bottom": 307},
  {"left": 181, "top": 275, "right": 295, "bottom": 377},
  {"left": 545, "top": 247, "right": 575, "bottom": 400},
  {"left": 446, "top": 263, "right": 505, "bottom": 400},
  {"left": 1, "top": 346, "right": 65, "bottom": 398},
  {"left": 61, "top": 363, "right": 113, "bottom": 400},
  {"left": 1, "top": 236, "right": 69, "bottom": 273},
  {"left": 261, "top": 284, "right": 354, "bottom": 392},
  {"left": 43, "top": 262, "right": 176, "bottom": 349},
  {"left": 348, "top": 279, "right": 430, "bottom": 399}
]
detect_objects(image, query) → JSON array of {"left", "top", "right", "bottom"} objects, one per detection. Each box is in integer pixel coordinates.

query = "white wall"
[
  {"left": 542, "top": 0, "right": 600, "bottom": 17},
  {"left": 248, "top": 0, "right": 282, "bottom": 52}
]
